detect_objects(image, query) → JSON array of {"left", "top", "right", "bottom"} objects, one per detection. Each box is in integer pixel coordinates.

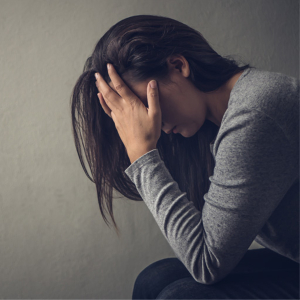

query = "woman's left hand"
[{"left": 94, "top": 63, "right": 162, "bottom": 164}]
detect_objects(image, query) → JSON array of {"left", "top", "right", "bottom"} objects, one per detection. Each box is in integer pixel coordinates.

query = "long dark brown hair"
[{"left": 70, "top": 15, "right": 254, "bottom": 237}]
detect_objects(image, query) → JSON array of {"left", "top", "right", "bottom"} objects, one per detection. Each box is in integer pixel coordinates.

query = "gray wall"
[{"left": 0, "top": 0, "right": 298, "bottom": 298}]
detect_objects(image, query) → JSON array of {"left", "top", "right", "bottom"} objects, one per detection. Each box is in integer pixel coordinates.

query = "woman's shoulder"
[
  {"left": 222, "top": 68, "right": 299, "bottom": 147},
  {"left": 229, "top": 67, "right": 299, "bottom": 110}
]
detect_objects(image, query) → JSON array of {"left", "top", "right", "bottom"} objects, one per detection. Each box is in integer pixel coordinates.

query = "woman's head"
[
  {"left": 70, "top": 15, "right": 254, "bottom": 236},
  {"left": 107, "top": 54, "right": 210, "bottom": 137}
]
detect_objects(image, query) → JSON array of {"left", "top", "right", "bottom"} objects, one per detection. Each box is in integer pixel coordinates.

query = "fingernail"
[
  {"left": 150, "top": 80, "right": 156, "bottom": 89},
  {"left": 107, "top": 63, "right": 111, "bottom": 70},
  {"left": 94, "top": 73, "right": 99, "bottom": 79}
]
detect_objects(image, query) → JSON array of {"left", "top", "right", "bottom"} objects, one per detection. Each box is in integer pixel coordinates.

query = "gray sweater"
[{"left": 124, "top": 67, "right": 299, "bottom": 285}]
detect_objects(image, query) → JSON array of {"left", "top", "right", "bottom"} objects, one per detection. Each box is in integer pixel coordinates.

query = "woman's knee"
[
  {"left": 156, "top": 277, "right": 225, "bottom": 300},
  {"left": 156, "top": 270, "right": 300, "bottom": 299},
  {"left": 132, "top": 257, "right": 191, "bottom": 299}
]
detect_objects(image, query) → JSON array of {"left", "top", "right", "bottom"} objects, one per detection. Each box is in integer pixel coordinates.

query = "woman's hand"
[{"left": 94, "top": 63, "right": 162, "bottom": 164}]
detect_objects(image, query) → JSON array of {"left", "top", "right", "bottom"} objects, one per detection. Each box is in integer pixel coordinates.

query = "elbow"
[
  {"left": 195, "top": 276, "right": 219, "bottom": 285},
  {"left": 188, "top": 247, "right": 233, "bottom": 285},
  {"left": 198, "top": 277, "right": 222, "bottom": 285},
  {"left": 195, "top": 273, "right": 227, "bottom": 285},
  {"left": 192, "top": 262, "right": 231, "bottom": 285}
]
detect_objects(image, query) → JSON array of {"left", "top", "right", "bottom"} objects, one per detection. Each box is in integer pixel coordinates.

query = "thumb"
[{"left": 147, "top": 80, "right": 161, "bottom": 116}]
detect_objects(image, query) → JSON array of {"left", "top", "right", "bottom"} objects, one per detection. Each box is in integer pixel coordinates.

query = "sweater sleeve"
[{"left": 124, "top": 109, "right": 297, "bottom": 285}]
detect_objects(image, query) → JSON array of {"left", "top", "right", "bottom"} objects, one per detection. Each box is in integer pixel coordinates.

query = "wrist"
[{"left": 128, "top": 147, "right": 156, "bottom": 164}]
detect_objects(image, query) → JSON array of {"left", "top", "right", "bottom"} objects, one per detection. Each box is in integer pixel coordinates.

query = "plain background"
[{"left": 0, "top": 0, "right": 298, "bottom": 298}]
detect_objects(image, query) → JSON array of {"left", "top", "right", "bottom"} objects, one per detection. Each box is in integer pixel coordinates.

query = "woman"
[{"left": 70, "top": 15, "right": 299, "bottom": 299}]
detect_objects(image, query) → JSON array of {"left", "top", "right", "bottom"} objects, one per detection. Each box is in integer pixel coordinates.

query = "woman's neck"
[{"left": 205, "top": 71, "right": 244, "bottom": 127}]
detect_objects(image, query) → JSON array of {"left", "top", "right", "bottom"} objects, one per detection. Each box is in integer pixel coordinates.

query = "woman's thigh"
[
  {"left": 156, "top": 269, "right": 299, "bottom": 299},
  {"left": 132, "top": 257, "right": 191, "bottom": 299},
  {"left": 132, "top": 248, "right": 299, "bottom": 299}
]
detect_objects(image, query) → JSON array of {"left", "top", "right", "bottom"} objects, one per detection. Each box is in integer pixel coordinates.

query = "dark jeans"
[{"left": 132, "top": 248, "right": 299, "bottom": 299}]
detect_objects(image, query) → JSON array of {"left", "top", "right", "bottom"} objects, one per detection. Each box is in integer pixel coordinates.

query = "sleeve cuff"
[{"left": 125, "top": 149, "right": 161, "bottom": 179}]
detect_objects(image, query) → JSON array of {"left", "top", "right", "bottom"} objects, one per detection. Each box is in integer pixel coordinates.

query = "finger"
[
  {"left": 95, "top": 72, "right": 119, "bottom": 112},
  {"left": 95, "top": 78, "right": 100, "bottom": 92},
  {"left": 147, "top": 80, "right": 161, "bottom": 116},
  {"left": 107, "top": 63, "right": 138, "bottom": 103},
  {"left": 98, "top": 93, "right": 112, "bottom": 118}
]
